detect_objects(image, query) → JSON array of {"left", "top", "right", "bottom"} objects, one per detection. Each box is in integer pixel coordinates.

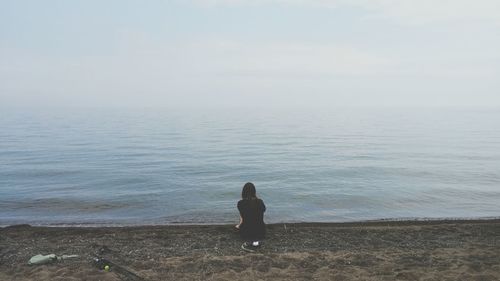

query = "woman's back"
[{"left": 237, "top": 198, "right": 266, "bottom": 240}]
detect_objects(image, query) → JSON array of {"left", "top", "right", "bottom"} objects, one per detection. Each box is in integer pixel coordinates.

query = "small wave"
[{"left": 0, "top": 198, "right": 133, "bottom": 212}]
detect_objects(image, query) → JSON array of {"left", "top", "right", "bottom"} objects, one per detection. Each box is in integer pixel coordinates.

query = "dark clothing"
[{"left": 237, "top": 198, "right": 266, "bottom": 241}]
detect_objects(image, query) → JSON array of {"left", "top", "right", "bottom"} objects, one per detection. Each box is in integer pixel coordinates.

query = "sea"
[{"left": 1, "top": 107, "right": 499, "bottom": 226}]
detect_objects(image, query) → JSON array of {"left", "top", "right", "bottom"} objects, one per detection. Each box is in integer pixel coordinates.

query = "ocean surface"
[{"left": 1, "top": 107, "right": 499, "bottom": 226}]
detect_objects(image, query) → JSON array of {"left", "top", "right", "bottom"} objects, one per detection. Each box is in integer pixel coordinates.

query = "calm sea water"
[{"left": 1, "top": 107, "right": 499, "bottom": 226}]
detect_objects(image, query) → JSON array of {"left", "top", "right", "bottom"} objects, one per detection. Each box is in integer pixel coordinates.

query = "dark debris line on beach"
[{"left": 1, "top": 220, "right": 500, "bottom": 280}]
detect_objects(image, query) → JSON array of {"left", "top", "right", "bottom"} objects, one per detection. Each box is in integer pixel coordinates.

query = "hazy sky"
[{"left": 1, "top": 0, "right": 499, "bottom": 108}]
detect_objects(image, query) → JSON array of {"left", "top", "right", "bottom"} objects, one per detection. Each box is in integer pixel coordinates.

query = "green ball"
[{"left": 104, "top": 265, "right": 110, "bottom": 271}]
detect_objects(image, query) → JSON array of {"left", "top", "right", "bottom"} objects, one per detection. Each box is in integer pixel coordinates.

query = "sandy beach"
[{"left": 1, "top": 219, "right": 499, "bottom": 281}]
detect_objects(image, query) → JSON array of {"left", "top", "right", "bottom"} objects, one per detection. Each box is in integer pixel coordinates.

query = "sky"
[{"left": 1, "top": 0, "right": 499, "bottom": 108}]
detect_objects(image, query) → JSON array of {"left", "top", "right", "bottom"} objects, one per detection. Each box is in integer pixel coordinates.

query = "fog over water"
[{"left": 1, "top": 1, "right": 500, "bottom": 225}]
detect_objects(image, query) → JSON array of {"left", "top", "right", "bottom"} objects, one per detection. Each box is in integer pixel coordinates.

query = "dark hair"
[{"left": 242, "top": 182, "right": 257, "bottom": 200}]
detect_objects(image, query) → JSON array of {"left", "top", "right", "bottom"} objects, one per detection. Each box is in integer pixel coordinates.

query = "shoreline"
[
  {"left": 1, "top": 219, "right": 499, "bottom": 280},
  {"left": 2, "top": 216, "right": 500, "bottom": 228}
]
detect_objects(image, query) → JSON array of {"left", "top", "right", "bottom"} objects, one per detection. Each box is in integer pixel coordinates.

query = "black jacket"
[{"left": 238, "top": 198, "right": 266, "bottom": 240}]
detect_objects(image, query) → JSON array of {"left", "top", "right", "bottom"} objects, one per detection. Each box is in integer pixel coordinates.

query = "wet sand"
[{"left": 1, "top": 220, "right": 499, "bottom": 280}]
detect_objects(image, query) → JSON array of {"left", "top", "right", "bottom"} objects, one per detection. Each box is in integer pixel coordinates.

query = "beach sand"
[{"left": 1, "top": 220, "right": 499, "bottom": 280}]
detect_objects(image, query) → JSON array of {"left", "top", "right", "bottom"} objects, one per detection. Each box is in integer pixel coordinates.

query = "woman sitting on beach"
[{"left": 235, "top": 182, "right": 266, "bottom": 252}]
